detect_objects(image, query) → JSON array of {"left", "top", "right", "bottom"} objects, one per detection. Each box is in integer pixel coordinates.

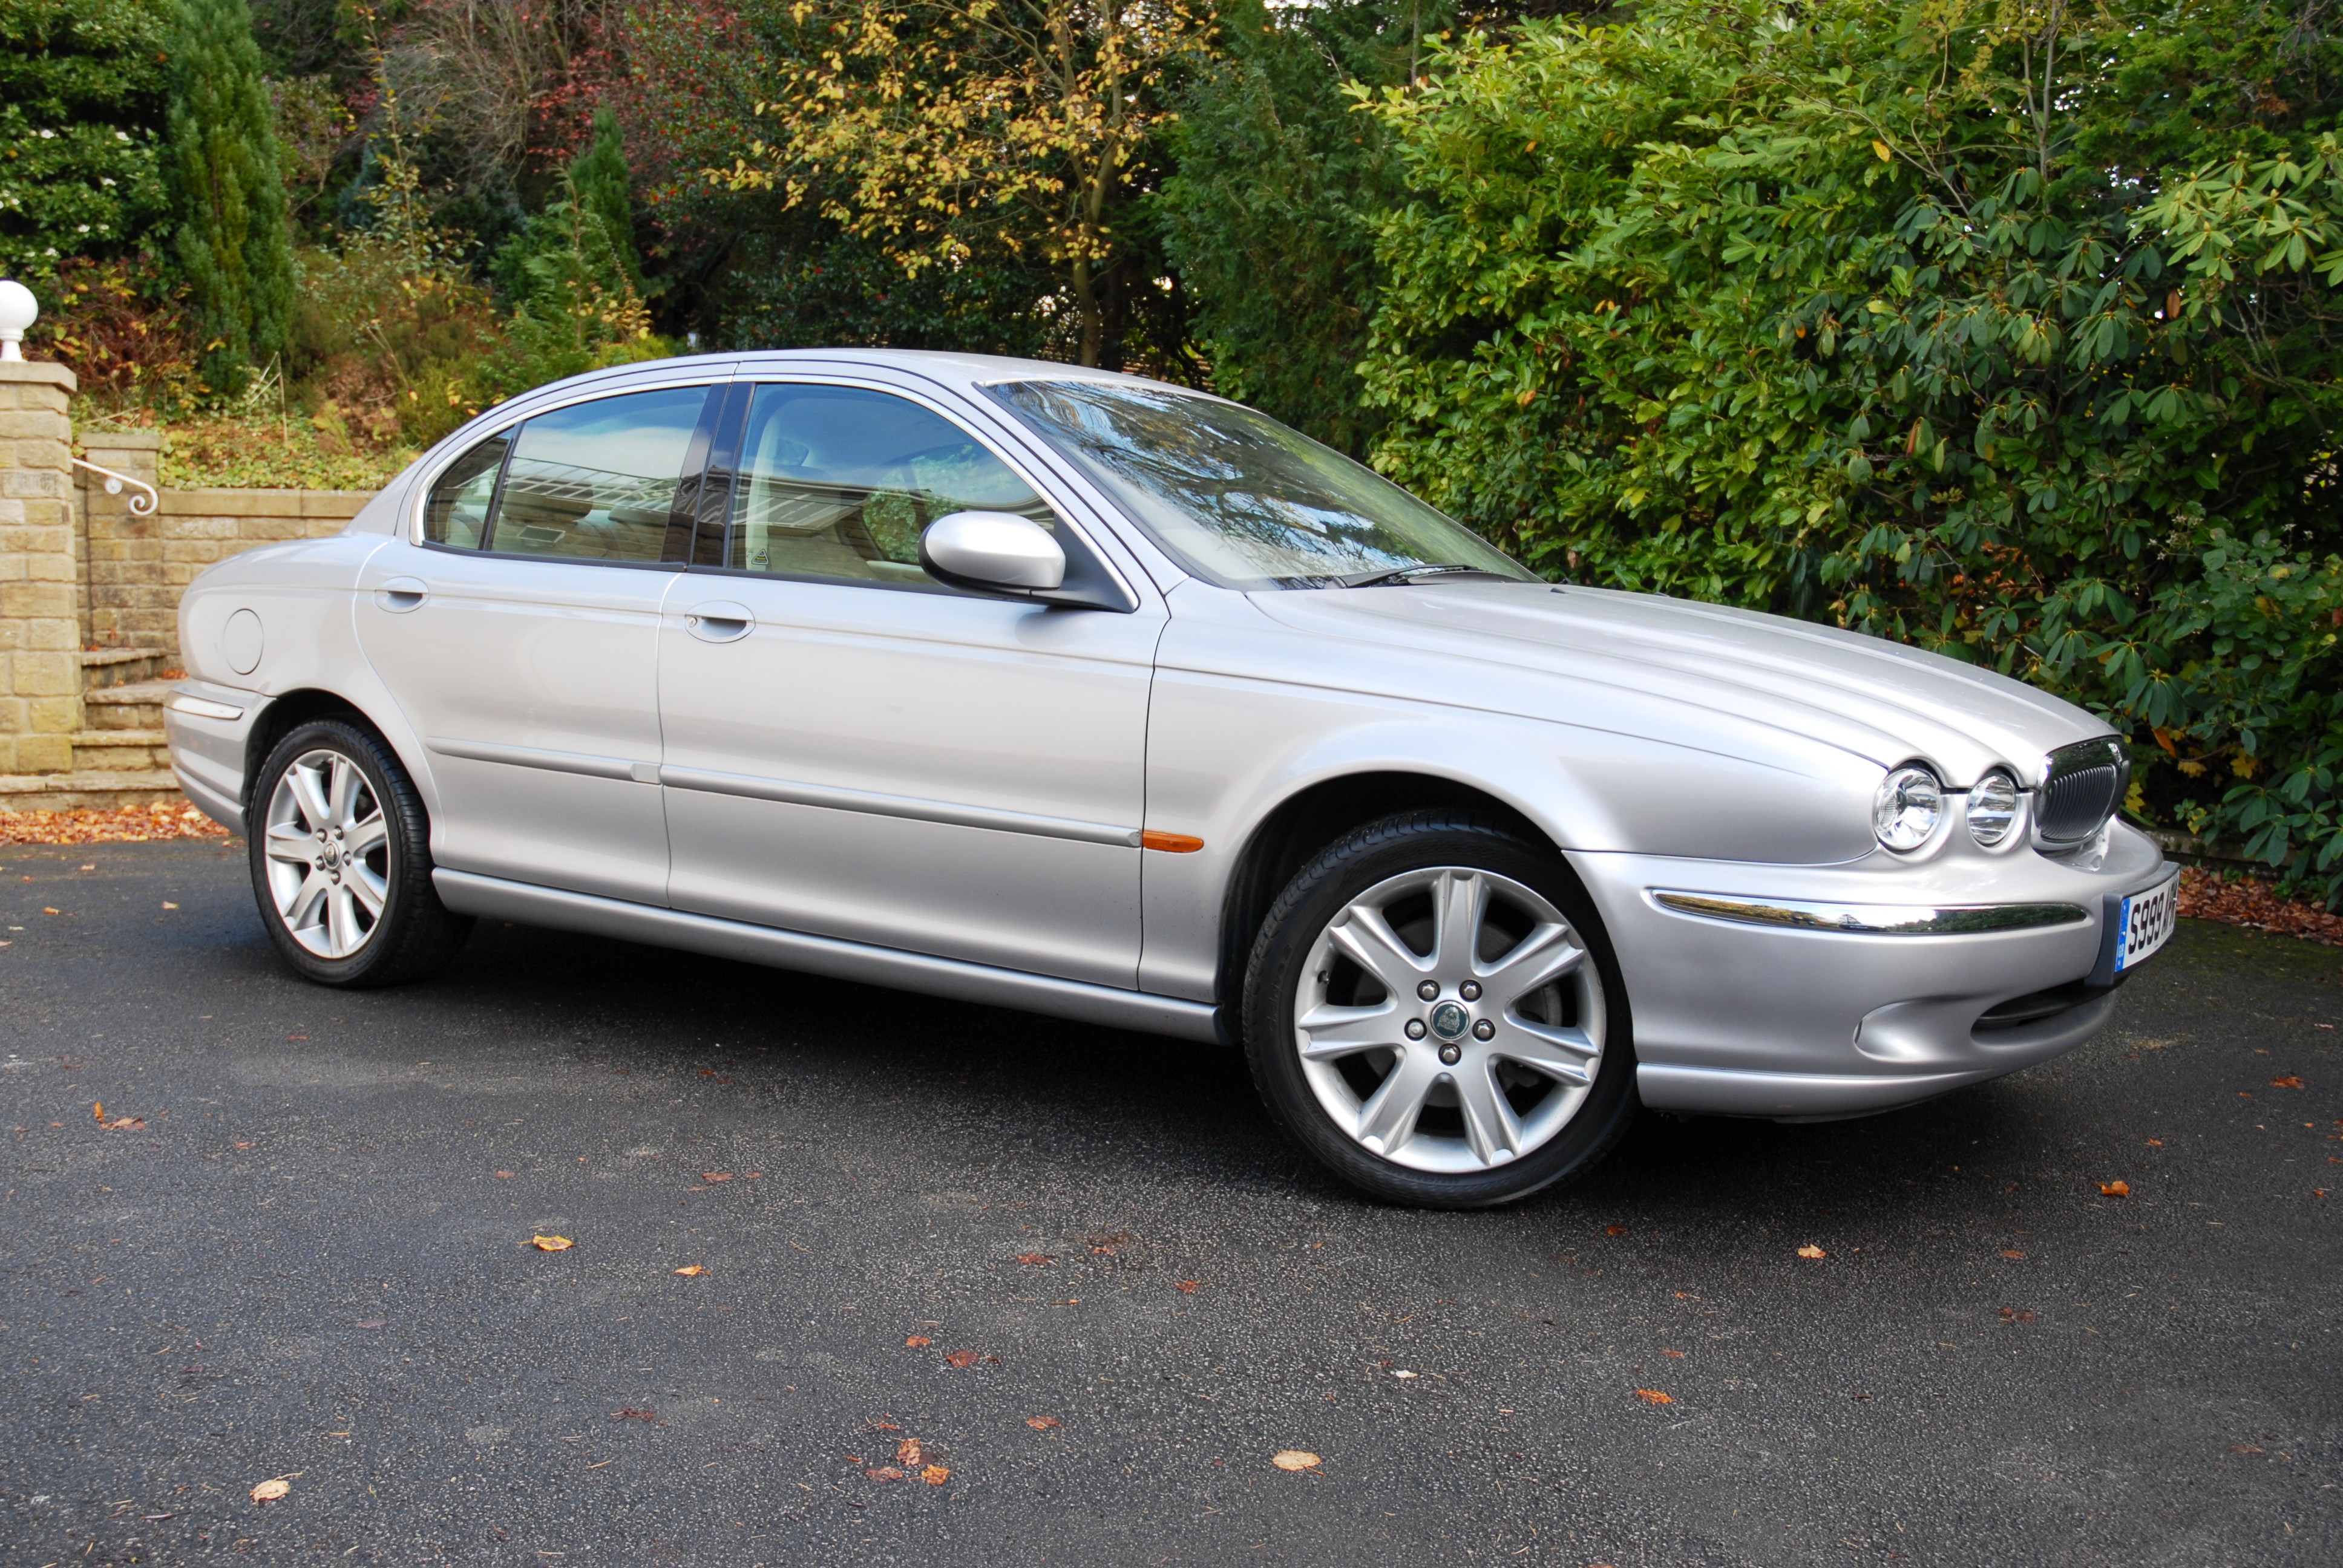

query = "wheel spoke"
[
  {"left": 287, "top": 763, "right": 333, "bottom": 832},
  {"left": 282, "top": 869, "right": 331, "bottom": 931},
  {"left": 1431, "top": 869, "right": 1486, "bottom": 974},
  {"left": 1296, "top": 1001, "right": 1399, "bottom": 1059},
  {"left": 1327, "top": 904, "right": 1432, "bottom": 995},
  {"left": 341, "top": 809, "right": 387, "bottom": 858},
  {"left": 1479, "top": 921, "right": 1584, "bottom": 1001},
  {"left": 325, "top": 756, "right": 358, "bottom": 828},
  {"left": 264, "top": 823, "right": 317, "bottom": 865},
  {"left": 326, "top": 886, "right": 362, "bottom": 956},
  {"left": 1355, "top": 1047, "right": 1440, "bottom": 1157},
  {"left": 1490, "top": 1018, "right": 1598, "bottom": 1084},
  {"left": 346, "top": 865, "right": 387, "bottom": 918},
  {"left": 1453, "top": 1060, "right": 1524, "bottom": 1166}
]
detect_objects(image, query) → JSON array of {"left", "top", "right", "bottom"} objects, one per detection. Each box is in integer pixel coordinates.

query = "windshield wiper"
[{"left": 1341, "top": 563, "right": 1504, "bottom": 589}]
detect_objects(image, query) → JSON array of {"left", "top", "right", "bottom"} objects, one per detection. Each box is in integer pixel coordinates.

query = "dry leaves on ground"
[
  {"left": 905, "top": 1335, "right": 931, "bottom": 1348},
  {"left": 922, "top": 1465, "right": 949, "bottom": 1485},
  {"left": 1026, "top": 1416, "right": 1060, "bottom": 1430},
  {"left": 249, "top": 1478, "right": 291, "bottom": 1503},
  {"left": 943, "top": 1350, "right": 980, "bottom": 1368},
  {"left": 701, "top": 1172, "right": 732, "bottom": 1182},
  {"left": 2273, "top": 1076, "right": 2306, "bottom": 1089},
  {"left": 531, "top": 1235, "right": 574, "bottom": 1250},
  {"left": 2178, "top": 867, "right": 2343, "bottom": 947},
  {"left": 2099, "top": 1180, "right": 2131, "bottom": 1198},
  {"left": 1634, "top": 1390, "right": 1676, "bottom": 1405},
  {"left": 494, "top": 1171, "right": 515, "bottom": 1179},
  {"left": 1175, "top": 1279, "right": 1200, "bottom": 1293},
  {"left": 2001, "top": 1249, "right": 2027, "bottom": 1260},
  {"left": 0, "top": 803, "right": 228, "bottom": 846},
  {"left": 674, "top": 1266, "right": 706, "bottom": 1276},
  {"left": 102, "top": 1116, "right": 146, "bottom": 1131},
  {"left": 1795, "top": 1244, "right": 1826, "bottom": 1259},
  {"left": 1603, "top": 1224, "right": 1629, "bottom": 1235},
  {"left": 1015, "top": 1253, "right": 1051, "bottom": 1265},
  {"left": 1271, "top": 1450, "right": 1322, "bottom": 1471},
  {"left": 608, "top": 1408, "right": 663, "bottom": 1425}
]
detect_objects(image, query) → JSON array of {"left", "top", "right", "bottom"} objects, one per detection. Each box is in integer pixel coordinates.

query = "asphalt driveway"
[{"left": 2, "top": 838, "right": 2338, "bottom": 1566}]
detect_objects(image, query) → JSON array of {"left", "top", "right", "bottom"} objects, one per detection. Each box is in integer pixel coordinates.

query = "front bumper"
[{"left": 1568, "top": 822, "right": 2167, "bottom": 1119}]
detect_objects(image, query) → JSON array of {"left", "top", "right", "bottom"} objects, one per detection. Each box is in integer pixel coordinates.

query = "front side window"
[
  {"left": 991, "top": 380, "right": 1533, "bottom": 590},
  {"left": 485, "top": 386, "right": 712, "bottom": 563},
  {"left": 727, "top": 384, "right": 1057, "bottom": 586},
  {"left": 422, "top": 433, "right": 508, "bottom": 549}
]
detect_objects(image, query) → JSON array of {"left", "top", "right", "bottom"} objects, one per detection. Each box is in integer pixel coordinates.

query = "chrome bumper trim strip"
[
  {"left": 427, "top": 736, "right": 643, "bottom": 783},
  {"left": 1650, "top": 890, "right": 2090, "bottom": 936}
]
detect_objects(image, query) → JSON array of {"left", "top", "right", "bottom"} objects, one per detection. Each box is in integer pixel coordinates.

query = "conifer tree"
[{"left": 164, "top": 0, "right": 294, "bottom": 394}]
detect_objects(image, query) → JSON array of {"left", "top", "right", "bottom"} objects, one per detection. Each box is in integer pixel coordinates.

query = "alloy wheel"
[{"left": 261, "top": 747, "right": 392, "bottom": 959}]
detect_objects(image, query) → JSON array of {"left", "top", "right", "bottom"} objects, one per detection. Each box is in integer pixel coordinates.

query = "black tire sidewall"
[
  {"left": 247, "top": 719, "right": 453, "bottom": 988},
  {"left": 1242, "top": 813, "right": 1639, "bottom": 1209}
]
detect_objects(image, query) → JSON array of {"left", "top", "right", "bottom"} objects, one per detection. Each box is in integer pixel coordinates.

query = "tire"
[
  {"left": 246, "top": 718, "right": 473, "bottom": 988},
  {"left": 1240, "top": 810, "right": 1639, "bottom": 1208}
]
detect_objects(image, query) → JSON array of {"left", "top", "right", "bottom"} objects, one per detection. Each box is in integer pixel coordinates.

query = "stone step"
[
  {"left": 80, "top": 646, "right": 172, "bottom": 691},
  {"left": 83, "top": 680, "right": 174, "bottom": 731},
  {"left": 71, "top": 730, "right": 172, "bottom": 772},
  {"left": 0, "top": 769, "right": 185, "bottom": 812}
]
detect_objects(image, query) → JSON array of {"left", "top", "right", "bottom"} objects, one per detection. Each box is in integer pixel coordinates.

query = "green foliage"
[
  {"left": 164, "top": 0, "right": 296, "bottom": 394},
  {"left": 1358, "top": 0, "right": 2343, "bottom": 904},
  {"left": 0, "top": 0, "right": 172, "bottom": 282}
]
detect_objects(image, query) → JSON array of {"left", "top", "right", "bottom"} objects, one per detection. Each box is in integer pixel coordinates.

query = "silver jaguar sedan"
[{"left": 163, "top": 350, "right": 2177, "bottom": 1206}]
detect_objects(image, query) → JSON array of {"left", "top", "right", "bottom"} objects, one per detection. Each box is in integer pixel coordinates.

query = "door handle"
[
  {"left": 374, "top": 577, "right": 428, "bottom": 613},
  {"left": 685, "top": 601, "right": 754, "bottom": 643}
]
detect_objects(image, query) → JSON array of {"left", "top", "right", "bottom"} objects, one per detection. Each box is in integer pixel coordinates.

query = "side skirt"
[{"left": 432, "top": 869, "right": 1230, "bottom": 1045}]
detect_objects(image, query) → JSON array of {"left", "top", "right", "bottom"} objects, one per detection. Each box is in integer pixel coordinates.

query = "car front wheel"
[
  {"left": 248, "top": 718, "right": 473, "bottom": 987},
  {"left": 1242, "top": 811, "right": 1639, "bottom": 1207}
]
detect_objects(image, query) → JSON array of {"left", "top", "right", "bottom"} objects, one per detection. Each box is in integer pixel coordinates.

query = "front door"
[
  {"left": 355, "top": 383, "right": 716, "bottom": 905},
  {"left": 655, "top": 381, "right": 1162, "bottom": 987}
]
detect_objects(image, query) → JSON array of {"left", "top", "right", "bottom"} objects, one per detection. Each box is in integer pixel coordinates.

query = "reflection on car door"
[
  {"left": 355, "top": 383, "right": 716, "bottom": 904},
  {"left": 655, "top": 381, "right": 1162, "bottom": 987}
]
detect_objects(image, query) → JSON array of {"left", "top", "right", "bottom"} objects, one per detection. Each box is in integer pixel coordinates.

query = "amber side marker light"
[{"left": 1141, "top": 831, "right": 1205, "bottom": 854}]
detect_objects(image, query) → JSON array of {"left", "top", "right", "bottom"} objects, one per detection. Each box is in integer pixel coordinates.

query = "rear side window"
[
  {"left": 422, "top": 433, "right": 508, "bottom": 548},
  {"left": 486, "top": 387, "right": 712, "bottom": 563}
]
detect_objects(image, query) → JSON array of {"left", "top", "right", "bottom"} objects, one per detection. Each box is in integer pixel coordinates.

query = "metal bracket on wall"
[{"left": 73, "top": 456, "right": 159, "bottom": 517}]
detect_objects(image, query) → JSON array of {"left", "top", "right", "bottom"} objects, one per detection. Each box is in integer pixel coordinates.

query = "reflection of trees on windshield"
[{"left": 996, "top": 382, "right": 1525, "bottom": 589}]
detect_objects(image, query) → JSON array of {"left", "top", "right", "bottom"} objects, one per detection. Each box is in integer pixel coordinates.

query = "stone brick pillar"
[
  {"left": 0, "top": 359, "right": 84, "bottom": 774},
  {"left": 76, "top": 427, "right": 163, "bottom": 651}
]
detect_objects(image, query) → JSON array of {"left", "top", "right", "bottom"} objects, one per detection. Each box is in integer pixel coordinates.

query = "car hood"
[{"left": 1246, "top": 581, "right": 2109, "bottom": 788}]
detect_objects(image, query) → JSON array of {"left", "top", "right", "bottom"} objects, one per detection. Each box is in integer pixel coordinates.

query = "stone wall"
[
  {"left": 74, "top": 430, "right": 372, "bottom": 659},
  {"left": 0, "top": 361, "right": 83, "bottom": 774}
]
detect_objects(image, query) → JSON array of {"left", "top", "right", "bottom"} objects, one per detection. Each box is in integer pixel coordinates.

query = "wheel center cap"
[
  {"left": 1428, "top": 1001, "right": 1470, "bottom": 1042},
  {"left": 321, "top": 843, "right": 342, "bottom": 870}
]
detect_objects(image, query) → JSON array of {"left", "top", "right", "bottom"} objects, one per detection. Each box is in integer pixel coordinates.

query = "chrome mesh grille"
[{"left": 2037, "top": 739, "right": 2128, "bottom": 844}]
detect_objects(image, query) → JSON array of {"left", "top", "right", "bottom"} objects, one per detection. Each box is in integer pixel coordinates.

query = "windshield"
[{"left": 989, "top": 381, "right": 1535, "bottom": 590}]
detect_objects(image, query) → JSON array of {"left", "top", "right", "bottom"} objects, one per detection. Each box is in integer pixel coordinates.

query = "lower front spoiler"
[{"left": 1636, "top": 984, "right": 2117, "bottom": 1119}]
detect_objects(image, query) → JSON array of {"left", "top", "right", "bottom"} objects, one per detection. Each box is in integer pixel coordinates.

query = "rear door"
[{"left": 355, "top": 382, "right": 719, "bottom": 905}]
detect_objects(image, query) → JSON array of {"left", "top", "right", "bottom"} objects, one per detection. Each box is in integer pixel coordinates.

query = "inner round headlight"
[
  {"left": 1873, "top": 764, "right": 1944, "bottom": 851},
  {"left": 1967, "top": 769, "right": 2020, "bottom": 846}
]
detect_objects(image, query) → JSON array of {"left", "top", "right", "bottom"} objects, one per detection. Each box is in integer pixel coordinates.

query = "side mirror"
[{"left": 919, "top": 511, "right": 1066, "bottom": 594}]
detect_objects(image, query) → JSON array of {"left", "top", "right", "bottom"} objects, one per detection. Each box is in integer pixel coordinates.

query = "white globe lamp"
[{"left": 0, "top": 279, "right": 36, "bottom": 362}]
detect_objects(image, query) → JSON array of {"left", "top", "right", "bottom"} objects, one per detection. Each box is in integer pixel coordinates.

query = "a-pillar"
[{"left": 0, "top": 359, "right": 85, "bottom": 774}]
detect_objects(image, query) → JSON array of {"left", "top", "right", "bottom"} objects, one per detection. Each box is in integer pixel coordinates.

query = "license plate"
[{"left": 2113, "top": 871, "right": 2180, "bottom": 974}]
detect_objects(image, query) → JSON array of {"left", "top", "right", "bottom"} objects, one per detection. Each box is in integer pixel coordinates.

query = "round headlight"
[
  {"left": 1873, "top": 764, "right": 1944, "bottom": 851},
  {"left": 1967, "top": 769, "right": 2021, "bottom": 846}
]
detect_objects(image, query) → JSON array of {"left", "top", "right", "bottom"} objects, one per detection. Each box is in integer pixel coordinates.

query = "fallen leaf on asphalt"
[
  {"left": 1390, "top": 1369, "right": 1418, "bottom": 1379},
  {"left": 2147, "top": 1138, "right": 2164, "bottom": 1146},
  {"left": 1796, "top": 1244, "right": 1826, "bottom": 1259},
  {"left": 1271, "top": 1450, "right": 1320, "bottom": 1471},
  {"left": 2229, "top": 1443, "right": 2264, "bottom": 1454},
  {"left": 42, "top": 907, "right": 59, "bottom": 915},
  {"left": 702, "top": 1172, "right": 732, "bottom": 1182},
  {"left": 905, "top": 1336, "right": 931, "bottom": 1348},
  {"left": 922, "top": 1465, "right": 949, "bottom": 1485},
  {"left": 895, "top": 1438, "right": 924, "bottom": 1467},
  {"left": 2240, "top": 1091, "right": 2254, "bottom": 1098},
  {"left": 249, "top": 1478, "right": 290, "bottom": 1503},
  {"left": 2001, "top": 1250, "right": 2027, "bottom": 1260},
  {"left": 1634, "top": 1390, "right": 1675, "bottom": 1405},
  {"left": 93, "top": 1101, "right": 103, "bottom": 1122},
  {"left": 162, "top": 901, "right": 177, "bottom": 910},
  {"left": 2099, "top": 1181, "right": 2131, "bottom": 1198},
  {"left": 1604, "top": 1224, "right": 1628, "bottom": 1236},
  {"left": 674, "top": 1266, "right": 706, "bottom": 1276},
  {"left": 2272, "top": 1076, "right": 2305, "bottom": 1088},
  {"left": 1175, "top": 1279, "right": 1200, "bottom": 1293},
  {"left": 79, "top": 863, "right": 94, "bottom": 871},
  {"left": 2315, "top": 1189, "right": 2329, "bottom": 1197},
  {"left": 103, "top": 1116, "right": 145, "bottom": 1131},
  {"left": 532, "top": 1235, "right": 574, "bottom": 1251},
  {"left": 609, "top": 1408, "right": 663, "bottom": 1425},
  {"left": 1999, "top": 1307, "right": 2036, "bottom": 1322},
  {"left": 1026, "top": 1416, "right": 1060, "bottom": 1430},
  {"left": 1015, "top": 1253, "right": 1051, "bottom": 1265},
  {"left": 864, "top": 1466, "right": 904, "bottom": 1481},
  {"left": 943, "top": 1350, "right": 978, "bottom": 1368},
  {"left": 1662, "top": 1349, "right": 1686, "bottom": 1359}
]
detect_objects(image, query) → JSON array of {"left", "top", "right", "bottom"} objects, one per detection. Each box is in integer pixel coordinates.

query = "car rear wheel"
[
  {"left": 1242, "top": 811, "right": 1639, "bottom": 1207},
  {"left": 248, "top": 719, "right": 473, "bottom": 987}
]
